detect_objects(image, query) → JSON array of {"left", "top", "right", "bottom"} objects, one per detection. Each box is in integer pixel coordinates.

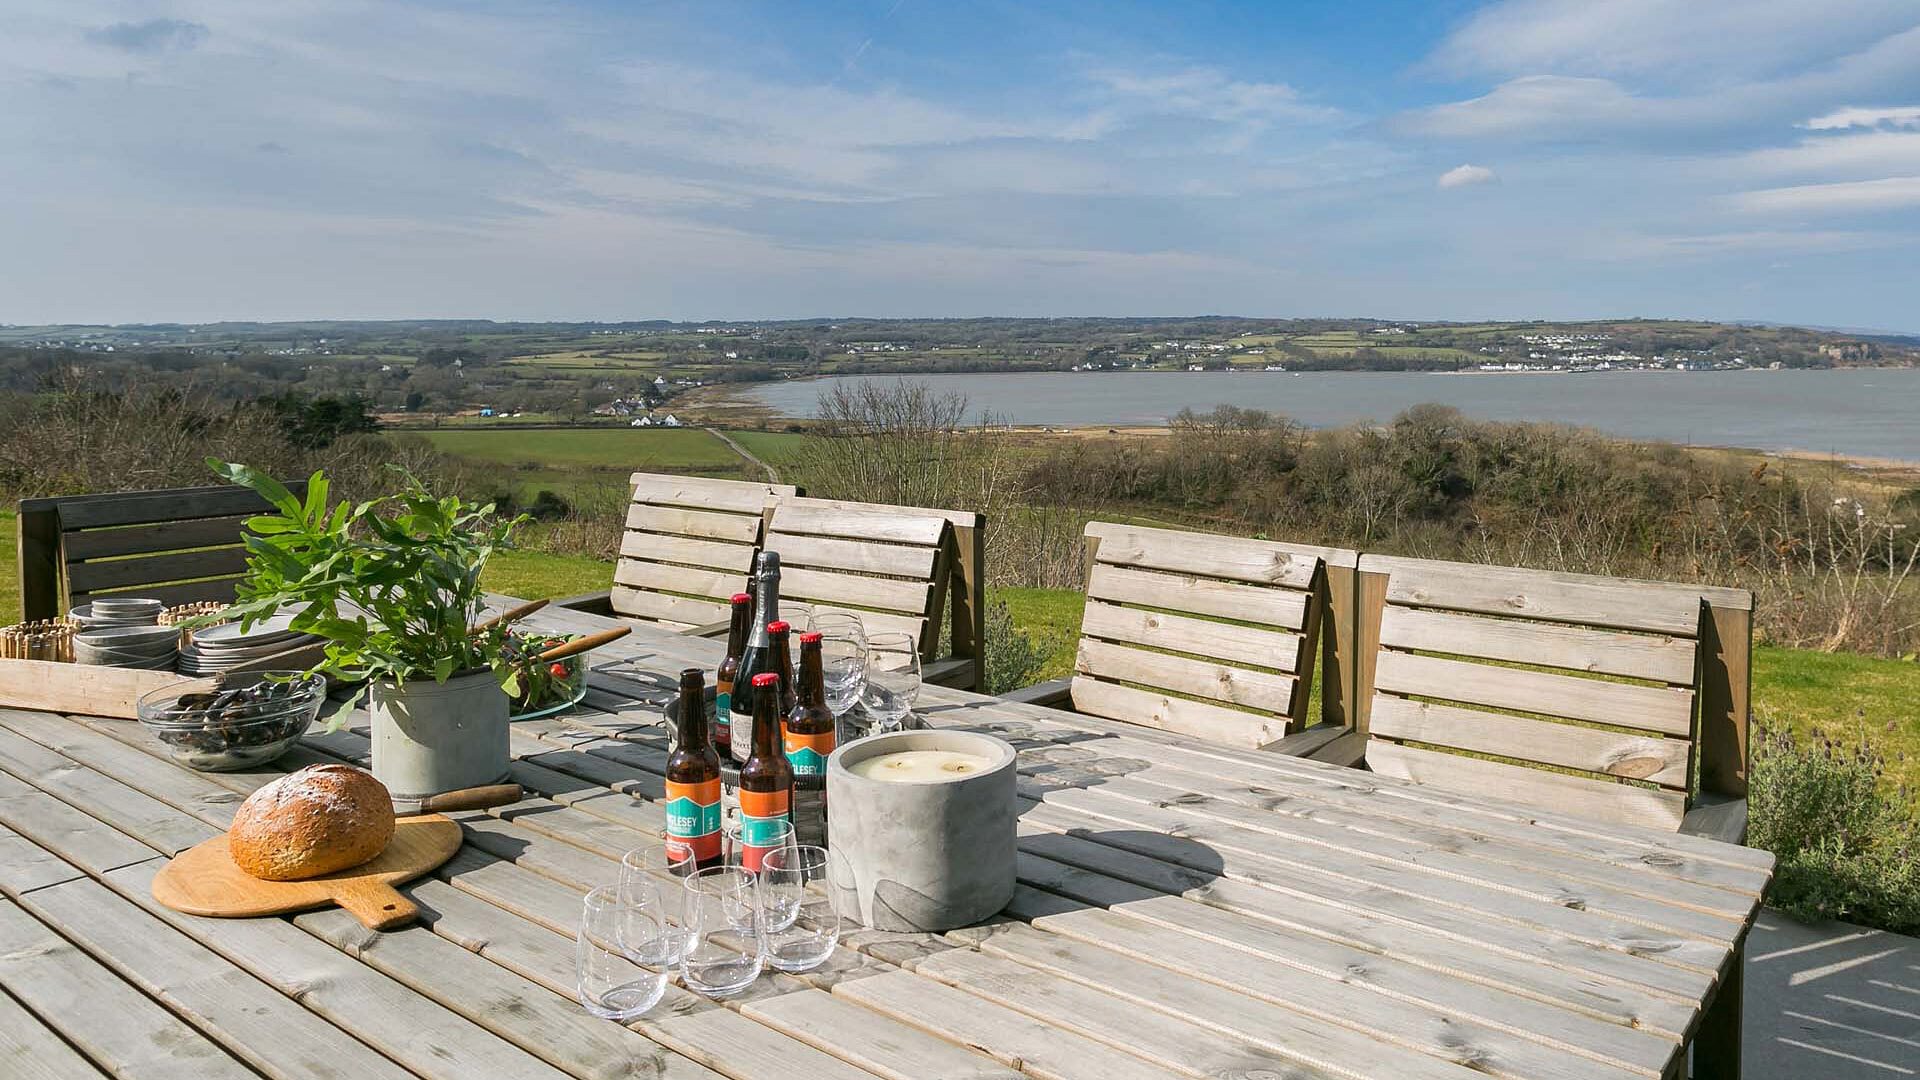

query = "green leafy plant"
[
  {"left": 210, "top": 460, "right": 528, "bottom": 699},
  {"left": 1749, "top": 719, "right": 1920, "bottom": 932}
]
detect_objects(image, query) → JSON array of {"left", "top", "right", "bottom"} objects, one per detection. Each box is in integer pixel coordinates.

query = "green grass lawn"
[
  {"left": 1752, "top": 645, "right": 1920, "bottom": 780},
  {"left": 0, "top": 511, "right": 16, "bottom": 624},
  {"left": 417, "top": 428, "right": 743, "bottom": 470},
  {"left": 724, "top": 430, "right": 811, "bottom": 466},
  {"left": 481, "top": 547, "right": 615, "bottom": 601}
]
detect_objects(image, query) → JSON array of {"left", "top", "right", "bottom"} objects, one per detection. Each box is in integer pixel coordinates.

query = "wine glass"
[
  {"left": 780, "top": 602, "right": 815, "bottom": 635},
  {"left": 619, "top": 844, "right": 695, "bottom": 965},
  {"left": 862, "top": 632, "right": 920, "bottom": 733},
  {"left": 812, "top": 613, "right": 869, "bottom": 716},
  {"left": 681, "top": 866, "right": 764, "bottom": 997},
  {"left": 759, "top": 845, "right": 840, "bottom": 973},
  {"left": 575, "top": 885, "right": 671, "bottom": 1020}
]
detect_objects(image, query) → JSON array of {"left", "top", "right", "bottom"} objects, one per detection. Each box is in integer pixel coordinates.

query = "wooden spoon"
[
  {"left": 471, "top": 598, "right": 549, "bottom": 637},
  {"left": 535, "top": 627, "right": 630, "bottom": 664}
]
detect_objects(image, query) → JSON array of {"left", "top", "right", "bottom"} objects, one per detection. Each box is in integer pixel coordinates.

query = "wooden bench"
[
  {"left": 1287, "top": 553, "right": 1753, "bottom": 842},
  {"left": 1002, "top": 522, "right": 1336, "bottom": 749},
  {"left": 16, "top": 482, "right": 308, "bottom": 623},
  {"left": 557, "top": 473, "right": 797, "bottom": 633},
  {"left": 765, "top": 496, "right": 985, "bottom": 690}
]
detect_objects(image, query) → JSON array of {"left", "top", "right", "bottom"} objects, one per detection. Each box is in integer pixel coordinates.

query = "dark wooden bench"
[{"left": 16, "top": 481, "right": 307, "bottom": 622}]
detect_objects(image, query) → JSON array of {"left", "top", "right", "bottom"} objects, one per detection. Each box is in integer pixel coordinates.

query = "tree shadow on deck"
[{"left": 1743, "top": 911, "right": 1920, "bottom": 1079}]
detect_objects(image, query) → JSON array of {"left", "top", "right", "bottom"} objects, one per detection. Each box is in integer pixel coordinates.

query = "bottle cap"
[
  {"left": 799, "top": 631, "right": 823, "bottom": 645},
  {"left": 751, "top": 672, "right": 780, "bottom": 688},
  {"left": 767, "top": 620, "right": 791, "bottom": 634},
  {"left": 731, "top": 592, "right": 750, "bottom": 604}
]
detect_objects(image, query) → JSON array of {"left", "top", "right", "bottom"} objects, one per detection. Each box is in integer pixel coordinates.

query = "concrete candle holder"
[{"left": 825, "top": 729, "right": 1017, "bottom": 932}]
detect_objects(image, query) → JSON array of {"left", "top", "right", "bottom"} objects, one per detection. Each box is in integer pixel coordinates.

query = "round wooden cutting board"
[{"left": 152, "top": 814, "right": 463, "bottom": 930}]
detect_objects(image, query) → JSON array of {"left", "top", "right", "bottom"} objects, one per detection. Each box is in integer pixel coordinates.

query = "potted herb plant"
[{"left": 210, "top": 460, "right": 528, "bottom": 798}]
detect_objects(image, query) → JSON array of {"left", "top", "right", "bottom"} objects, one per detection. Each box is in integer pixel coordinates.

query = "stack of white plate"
[
  {"left": 71, "top": 598, "right": 164, "bottom": 630},
  {"left": 179, "top": 614, "right": 320, "bottom": 676},
  {"left": 73, "top": 624, "right": 181, "bottom": 669}
]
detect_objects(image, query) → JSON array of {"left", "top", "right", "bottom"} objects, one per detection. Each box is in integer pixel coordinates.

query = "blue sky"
[{"left": 4, "top": 1, "right": 1919, "bottom": 328}]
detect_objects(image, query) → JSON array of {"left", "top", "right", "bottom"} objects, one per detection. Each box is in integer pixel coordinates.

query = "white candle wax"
[{"left": 846, "top": 749, "right": 993, "bottom": 782}]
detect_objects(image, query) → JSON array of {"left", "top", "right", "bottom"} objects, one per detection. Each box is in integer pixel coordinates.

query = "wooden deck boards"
[{"left": 0, "top": 606, "right": 1768, "bottom": 1080}]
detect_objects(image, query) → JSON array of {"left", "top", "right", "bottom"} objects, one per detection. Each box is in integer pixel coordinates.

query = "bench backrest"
[
  {"left": 1070, "top": 522, "right": 1326, "bottom": 749},
  {"left": 1357, "top": 554, "right": 1726, "bottom": 831},
  {"left": 765, "top": 497, "right": 975, "bottom": 661},
  {"left": 612, "top": 473, "right": 798, "bottom": 630},
  {"left": 16, "top": 482, "right": 309, "bottom": 620}
]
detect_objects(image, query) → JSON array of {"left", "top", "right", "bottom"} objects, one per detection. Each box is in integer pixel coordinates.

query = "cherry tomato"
[
  {"left": 543, "top": 639, "right": 564, "bottom": 649},
  {"left": 548, "top": 662, "right": 570, "bottom": 678}
]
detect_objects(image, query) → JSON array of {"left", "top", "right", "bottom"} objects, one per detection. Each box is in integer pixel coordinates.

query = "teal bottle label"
[{"left": 714, "top": 690, "right": 731, "bottom": 735}]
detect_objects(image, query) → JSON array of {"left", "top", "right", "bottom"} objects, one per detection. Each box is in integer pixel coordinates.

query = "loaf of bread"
[{"left": 229, "top": 764, "right": 395, "bottom": 880}]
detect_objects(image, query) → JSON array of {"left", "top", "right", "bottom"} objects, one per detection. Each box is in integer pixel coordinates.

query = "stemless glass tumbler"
[
  {"left": 619, "top": 844, "right": 695, "bottom": 966},
  {"left": 575, "top": 885, "right": 671, "bottom": 1020},
  {"left": 759, "top": 845, "right": 840, "bottom": 973},
  {"left": 681, "top": 866, "right": 763, "bottom": 997}
]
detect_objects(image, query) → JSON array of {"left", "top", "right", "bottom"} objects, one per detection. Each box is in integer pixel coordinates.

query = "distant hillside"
[{"left": 1, "top": 317, "right": 1912, "bottom": 420}]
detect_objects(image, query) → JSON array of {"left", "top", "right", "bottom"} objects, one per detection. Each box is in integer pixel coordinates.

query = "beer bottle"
[
  {"left": 728, "top": 552, "right": 782, "bottom": 766},
  {"left": 738, "top": 671, "right": 793, "bottom": 872},
  {"left": 663, "top": 668, "right": 722, "bottom": 869},
  {"left": 766, "top": 620, "right": 799, "bottom": 718},
  {"left": 713, "top": 593, "right": 752, "bottom": 758},
  {"left": 785, "top": 631, "right": 835, "bottom": 846}
]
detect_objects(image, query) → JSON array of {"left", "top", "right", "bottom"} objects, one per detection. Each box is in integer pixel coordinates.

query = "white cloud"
[
  {"left": 1727, "top": 175, "right": 1920, "bottom": 213},
  {"left": 1396, "top": 76, "right": 1648, "bottom": 139},
  {"left": 1738, "top": 130, "right": 1920, "bottom": 176},
  {"left": 1082, "top": 67, "right": 1339, "bottom": 126},
  {"left": 1802, "top": 105, "right": 1920, "bottom": 130},
  {"left": 1603, "top": 230, "right": 1894, "bottom": 259},
  {"left": 1429, "top": 0, "right": 1919, "bottom": 81},
  {"left": 1437, "top": 164, "right": 1497, "bottom": 189}
]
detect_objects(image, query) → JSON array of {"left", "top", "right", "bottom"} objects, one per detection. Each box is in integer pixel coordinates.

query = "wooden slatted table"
[{"left": 0, "top": 600, "right": 1771, "bottom": 1080}]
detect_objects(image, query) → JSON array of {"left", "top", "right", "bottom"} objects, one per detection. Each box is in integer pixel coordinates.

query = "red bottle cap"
[
  {"left": 800, "top": 631, "right": 823, "bottom": 644},
  {"left": 767, "top": 620, "right": 791, "bottom": 634},
  {"left": 731, "top": 593, "right": 750, "bottom": 604},
  {"left": 751, "top": 672, "right": 780, "bottom": 688}
]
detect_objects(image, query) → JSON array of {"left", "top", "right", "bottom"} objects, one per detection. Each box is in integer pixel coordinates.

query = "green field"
[
  {"left": 418, "top": 428, "right": 744, "bottom": 471},
  {"left": 414, "top": 426, "right": 810, "bottom": 499},
  {"left": 505, "top": 350, "right": 667, "bottom": 371},
  {"left": 0, "top": 511, "right": 16, "bottom": 624}
]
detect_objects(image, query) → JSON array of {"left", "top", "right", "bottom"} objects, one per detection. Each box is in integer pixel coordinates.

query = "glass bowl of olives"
[{"left": 136, "top": 671, "right": 328, "bottom": 772}]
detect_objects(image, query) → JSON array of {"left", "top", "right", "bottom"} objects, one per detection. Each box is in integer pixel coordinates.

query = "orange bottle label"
[
  {"left": 664, "top": 777, "right": 722, "bottom": 864},
  {"left": 783, "top": 729, "right": 835, "bottom": 777},
  {"left": 735, "top": 786, "right": 791, "bottom": 872}
]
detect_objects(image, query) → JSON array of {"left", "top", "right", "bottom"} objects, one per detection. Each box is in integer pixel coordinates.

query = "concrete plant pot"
[
  {"left": 825, "top": 729, "right": 1017, "bottom": 932},
  {"left": 368, "top": 670, "right": 511, "bottom": 800}
]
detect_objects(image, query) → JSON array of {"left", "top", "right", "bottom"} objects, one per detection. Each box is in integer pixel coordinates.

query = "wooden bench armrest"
[
  {"left": 1679, "top": 793, "right": 1749, "bottom": 847},
  {"left": 553, "top": 590, "right": 614, "bottom": 616},
  {"left": 1266, "top": 723, "right": 1368, "bottom": 766},
  {"left": 923, "top": 655, "right": 980, "bottom": 691},
  {"left": 998, "top": 677, "right": 1073, "bottom": 708}
]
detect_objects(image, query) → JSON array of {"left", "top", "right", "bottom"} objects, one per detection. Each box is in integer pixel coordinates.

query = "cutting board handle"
[{"left": 332, "top": 879, "right": 419, "bottom": 930}]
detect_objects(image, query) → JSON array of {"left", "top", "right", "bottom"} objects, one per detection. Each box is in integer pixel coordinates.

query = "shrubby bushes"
[
  {"left": 1750, "top": 720, "right": 1920, "bottom": 932},
  {"left": 0, "top": 377, "right": 460, "bottom": 505},
  {"left": 1021, "top": 403, "right": 1920, "bottom": 656}
]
